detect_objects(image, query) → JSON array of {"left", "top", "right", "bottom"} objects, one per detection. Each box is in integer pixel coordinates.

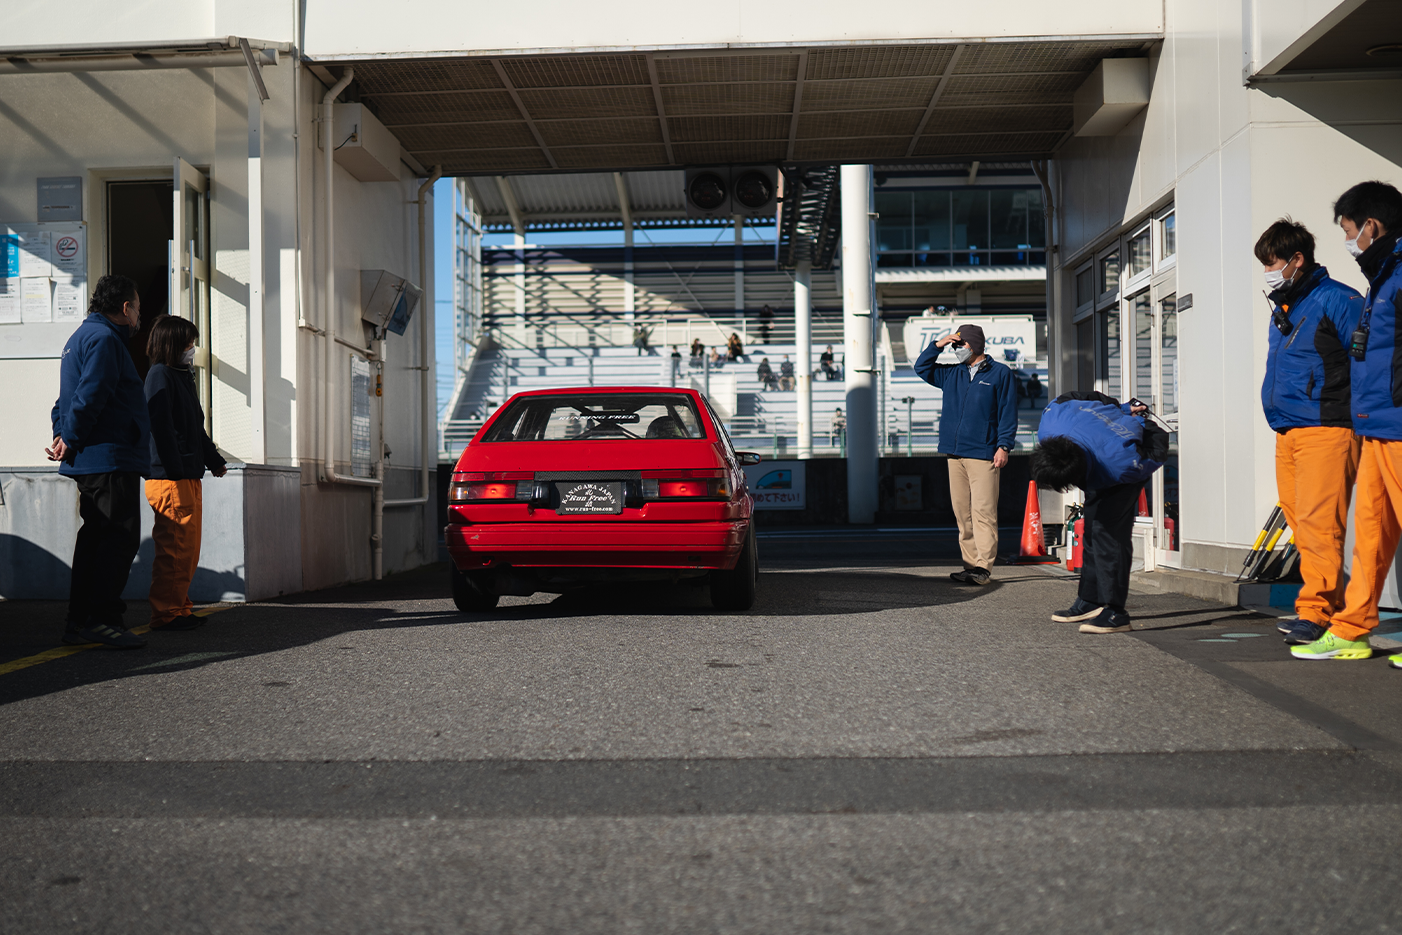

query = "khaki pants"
[
  {"left": 145, "top": 478, "right": 203, "bottom": 625},
  {"left": 948, "top": 457, "right": 1000, "bottom": 572}
]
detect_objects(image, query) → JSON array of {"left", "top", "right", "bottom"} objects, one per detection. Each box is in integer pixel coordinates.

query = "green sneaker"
[
  {"left": 1290, "top": 631, "right": 1372, "bottom": 661},
  {"left": 1389, "top": 653, "right": 1402, "bottom": 670}
]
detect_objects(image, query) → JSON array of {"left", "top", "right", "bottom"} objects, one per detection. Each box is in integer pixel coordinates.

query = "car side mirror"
[{"left": 737, "top": 451, "right": 762, "bottom": 466}]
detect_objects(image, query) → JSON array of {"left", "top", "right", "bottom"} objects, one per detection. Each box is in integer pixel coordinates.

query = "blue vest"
[{"left": 1037, "top": 398, "right": 1162, "bottom": 490}]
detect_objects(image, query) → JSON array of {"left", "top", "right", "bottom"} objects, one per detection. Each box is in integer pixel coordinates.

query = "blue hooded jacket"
[
  {"left": 1037, "top": 393, "right": 1166, "bottom": 490},
  {"left": 50, "top": 313, "right": 151, "bottom": 476},
  {"left": 1260, "top": 265, "right": 1362, "bottom": 432},
  {"left": 1349, "top": 235, "right": 1402, "bottom": 440},
  {"left": 913, "top": 344, "right": 1018, "bottom": 460}
]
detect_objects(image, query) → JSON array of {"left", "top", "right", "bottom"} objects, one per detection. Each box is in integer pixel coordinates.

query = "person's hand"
[
  {"left": 1130, "top": 404, "right": 1148, "bottom": 415},
  {"left": 45, "top": 436, "right": 67, "bottom": 462},
  {"left": 212, "top": 465, "right": 227, "bottom": 477},
  {"left": 993, "top": 447, "right": 1009, "bottom": 469},
  {"left": 936, "top": 332, "right": 961, "bottom": 348}
]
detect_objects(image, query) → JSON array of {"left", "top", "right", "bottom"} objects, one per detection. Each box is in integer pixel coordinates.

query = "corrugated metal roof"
[{"left": 468, "top": 170, "right": 692, "bottom": 230}]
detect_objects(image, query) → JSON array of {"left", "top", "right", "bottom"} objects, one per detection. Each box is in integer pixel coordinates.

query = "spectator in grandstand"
[
  {"left": 759, "top": 304, "right": 774, "bottom": 343},
  {"left": 757, "top": 358, "right": 778, "bottom": 391},
  {"left": 670, "top": 346, "right": 682, "bottom": 382},
  {"left": 710, "top": 347, "right": 725, "bottom": 368},
  {"left": 689, "top": 338, "right": 704, "bottom": 360},
  {"left": 830, "top": 407, "right": 846, "bottom": 447},
  {"left": 727, "top": 333, "right": 745, "bottom": 361},
  {"left": 819, "top": 345, "right": 838, "bottom": 380},
  {"left": 1025, "top": 372, "right": 1044, "bottom": 409},
  {"left": 779, "top": 355, "right": 795, "bottom": 390},
  {"left": 632, "top": 325, "right": 653, "bottom": 356}
]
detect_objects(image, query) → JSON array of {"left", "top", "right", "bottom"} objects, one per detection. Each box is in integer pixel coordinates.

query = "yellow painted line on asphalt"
[{"left": 0, "top": 604, "right": 237, "bottom": 677}]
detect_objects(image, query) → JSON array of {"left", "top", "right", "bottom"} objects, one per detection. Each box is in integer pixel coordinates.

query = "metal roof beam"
[
  {"left": 644, "top": 54, "right": 676, "bottom": 165},
  {"left": 906, "top": 44, "right": 967, "bottom": 157},
  {"left": 613, "top": 172, "right": 634, "bottom": 232},
  {"left": 786, "top": 49, "right": 808, "bottom": 163},
  {"left": 489, "top": 58, "right": 558, "bottom": 169},
  {"left": 495, "top": 176, "right": 526, "bottom": 235}
]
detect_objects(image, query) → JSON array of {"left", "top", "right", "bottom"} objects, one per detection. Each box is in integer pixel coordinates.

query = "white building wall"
[{"left": 1053, "top": 0, "right": 1402, "bottom": 568}]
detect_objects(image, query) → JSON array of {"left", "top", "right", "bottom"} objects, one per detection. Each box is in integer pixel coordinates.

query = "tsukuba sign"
[
  {"left": 743, "top": 460, "right": 805, "bottom": 510},
  {"left": 903, "top": 314, "right": 1038, "bottom": 369}
]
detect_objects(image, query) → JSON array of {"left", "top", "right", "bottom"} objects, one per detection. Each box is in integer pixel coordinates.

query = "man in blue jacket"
[
  {"left": 1032, "top": 392, "right": 1168, "bottom": 633},
  {"left": 914, "top": 323, "right": 1018, "bottom": 584},
  {"left": 1293, "top": 181, "right": 1402, "bottom": 665},
  {"left": 44, "top": 275, "right": 150, "bottom": 649},
  {"left": 1254, "top": 219, "right": 1363, "bottom": 645}
]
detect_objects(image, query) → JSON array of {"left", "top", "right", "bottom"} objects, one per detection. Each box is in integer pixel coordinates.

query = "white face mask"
[
  {"left": 1345, "top": 221, "right": 1370, "bottom": 258},
  {"left": 1264, "top": 262, "right": 1294, "bottom": 291},
  {"left": 180, "top": 346, "right": 196, "bottom": 368},
  {"left": 952, "top": 345, "right": 973, "bottom": 364}
]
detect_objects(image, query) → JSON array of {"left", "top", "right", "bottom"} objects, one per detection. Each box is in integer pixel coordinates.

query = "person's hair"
[
  {"left": 1333, "top": 181, "right": 1402, "bottom": 234},
  {"left": 1253, "top": 218, "right": 1315, "bottom": 266},
  {"left": 147, "top": 315, "right": 200, "bottom": 367},
  {"left": 1030, "top": 436, "right": 1089, "bottom": 492},
  {"left": 88, "top": 274, "right": 138, "bottom": 319}
]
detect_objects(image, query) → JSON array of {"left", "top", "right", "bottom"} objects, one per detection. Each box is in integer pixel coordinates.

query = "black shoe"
[
  {"left": 156, "top": 614, "right": 204, "bottom": 631},
  {"left": 949, "top": 570, "right": 975, "bottom": 583},
  {"left": 968, "top": 568, "right": 991, "bottom": 585},
  {"left": 1052, "top": 598, "right": 1102, "bottom": 623},
  {"left": 1078, "top": 606, "right": 1132, "bottom": 634},
  {"left": 62, "top": 621, "right": 146, "bottom": 649},
  {"left": 1281, "top": 618, "right": 1327, "bottom": 645}
]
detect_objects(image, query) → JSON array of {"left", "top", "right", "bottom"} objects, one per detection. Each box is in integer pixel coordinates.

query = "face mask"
[
  {"left": 952, "top": 345, "right": 973, "bottom": 364},
  {"left": 180, "top": 347, "right": 196, "bottom": 368},
  {"left": 1264, "top": 262, "right": 1295, "bottom": 291},
  {"left": 1345, "top": 221, "right": 1370, "bottom": 259}
]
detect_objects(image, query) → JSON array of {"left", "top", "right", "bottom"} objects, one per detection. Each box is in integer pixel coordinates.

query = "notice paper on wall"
[
  {"left": 51, "top": 232, "right": 83, "bottom": 279},
  {"left": 17, "top": 231, "right": 51, "bottom": 278},
  {"left": 21, "top": 278, "right": 52, "bottom": 323},
  {"left": 0, "top": 279, "right": 19, "bottom": 324},
  {"left": 53, "top": 281, "right": 84, "bottom": 322}
]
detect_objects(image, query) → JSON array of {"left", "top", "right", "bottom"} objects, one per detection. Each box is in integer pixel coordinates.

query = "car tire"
[
  {"left": 451, "top": 565, "right": 500, "bottom": 613},
  {"left": 710, "top": 523, "right": 757, "bottom": 611}
]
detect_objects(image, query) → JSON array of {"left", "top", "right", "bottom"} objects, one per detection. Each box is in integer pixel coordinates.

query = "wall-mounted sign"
[
  {"left": 38, "top": 177, "right": 83, "bottom": 222},
  {"left": 903, "top": 314, "right": 1038, "bottom": 369},
  {"left": 743, "top": 459, "right": 806, "bottom": 510}
]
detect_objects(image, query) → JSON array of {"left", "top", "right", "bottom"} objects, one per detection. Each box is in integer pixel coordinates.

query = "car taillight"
[
  {"left": 449, "top": 472, "right": 537, "bottom": 503},
  {"left": 640, "top": 477, "right": 732, "bottom": 500}
]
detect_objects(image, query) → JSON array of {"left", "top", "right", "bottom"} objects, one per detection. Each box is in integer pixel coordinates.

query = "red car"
[{"left": 445, "top": 387, "right": 760, "bottom": 612}]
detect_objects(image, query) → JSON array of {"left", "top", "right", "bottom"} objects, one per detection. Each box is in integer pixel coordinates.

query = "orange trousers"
[
  {"left": 1331, "top": 437, "right": 1402, "bottom": 641},
  {"left": 1275, "top": 426, "right": 1360, "bottom": 626},
  {"left": 144, "top": 478, "right": 203, "bottom": 625}
]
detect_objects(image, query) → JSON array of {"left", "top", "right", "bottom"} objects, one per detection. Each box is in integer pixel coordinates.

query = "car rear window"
[{"left": 480, "top": 394, "right": 707, "bottom": 442}]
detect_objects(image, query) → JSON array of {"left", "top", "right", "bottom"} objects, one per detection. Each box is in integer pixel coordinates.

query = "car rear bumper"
[{"left": 445, "top": 520, "right": 749, "bottom": 570}]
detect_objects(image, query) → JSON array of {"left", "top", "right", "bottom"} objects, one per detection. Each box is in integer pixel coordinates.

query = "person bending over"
[{"left": 1032, "top": 391, "right": 1168, "bottom": 633}]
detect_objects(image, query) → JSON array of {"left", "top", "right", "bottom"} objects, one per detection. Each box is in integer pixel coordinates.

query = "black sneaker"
[
  {"left": 1281, "top": 618, "right": 1327, "bottom": 645},
  {"left": 967, "top": 568, "right": 991, "bottom": 585},
  {"left": 62, "top": 621, "right": 146, "bottom": 649},
  {"left": 949, "top": 569, "right": 975, "bottom": 583},
  {"left": 1052, "top": 598, "right": 1102, "bottom": 623},
  {"left": 1078, "top": 606, "right": 1131, "bottom": 634},
  {"left": 156, "top": 614, "right": 204, "bottom": 631}
]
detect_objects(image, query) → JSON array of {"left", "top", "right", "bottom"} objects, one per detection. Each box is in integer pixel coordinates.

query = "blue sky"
[{"left": 431, "top": 175, "right": 777, "bottom": 419}]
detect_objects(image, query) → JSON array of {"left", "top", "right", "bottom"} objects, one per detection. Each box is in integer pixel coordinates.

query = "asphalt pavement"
[{"left": 2, "top": 527, "right": 1401, "bottom": 933}]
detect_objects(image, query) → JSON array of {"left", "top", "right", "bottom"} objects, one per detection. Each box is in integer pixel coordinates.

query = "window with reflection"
[
  {"left": 874, "top": 188, "right": 1046, "bottom": 267},
  {"left": 1099, "top": 308, "right": 1121, "bottom": 395},
  {"left": 1075, "top": 267, "right": 1094, "bottom": 308},
  {"left": 1128, "top": 228, "right": 1152, "bottom": 279},
  {"left": 1160, "top": 294, "right": 1178, "bottom": 414},
  {"left": 1160, "top": 211, "right": 1176, "bottom": 261},
  {"left": 1133, "top": 291, "right": 1154, "bottom": 402},
  {"left": 1100, "top": 251, "right": 1120, "bottom": 297}
]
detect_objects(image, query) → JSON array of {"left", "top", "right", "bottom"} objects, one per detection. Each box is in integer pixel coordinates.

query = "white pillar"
[
  {"left": 795, "top": 260, "right": 812, "bottom": 459},
  {"left": 513, "top": 231, "right": 527, "bottom": 344},
  {"left": 734, "top": 218, "right": 745, "bottom": 335},
  {"left": 247, "top": 71, "right": 266, "bottom": 464},
  {"left": 841, "top": 164, "right": 877, "bottom": 524}
]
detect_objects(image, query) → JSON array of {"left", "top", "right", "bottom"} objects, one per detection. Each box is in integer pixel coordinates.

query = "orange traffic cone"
[
  {"left": 1137, "top": 489, "right": 1150, "bottom": 517},
  {"left": 1013, "top": 480, "right": 1059, "bottom": 564}
]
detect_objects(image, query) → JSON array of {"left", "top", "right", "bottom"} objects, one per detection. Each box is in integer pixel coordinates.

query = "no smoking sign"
[{"left": 55, "top": 236, "right": 80, "bottom": 259}]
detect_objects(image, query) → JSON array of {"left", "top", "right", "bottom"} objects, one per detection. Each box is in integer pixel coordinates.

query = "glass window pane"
[
  {"left": 1160, "top": 294, "right": 1178, "bottom": 413},
  {"left": 1026, "top": 189, "right": 1046, "bottom": 248},
  {"left": 1076, "top": 318, "right": 1094, "bottom": 392},
  {"left": 1160, "top": 211, "right": 1176, "bottom": 259},
  {"left": 875, "top": 192, "right": 912, "bottom": 254},
  {"left": 1128, "top": 228, "right": 1151, "bottom": 278},
  {"left": 989, "top": 190, "right": 1027, "bottom": 249},
  {"left": 1133, "top": 291, "right": 1153, "bottom": 402},
  {"left": 1099, "top": 308, "right": 1120, "bottom": 394},
  {"left": 1075, "top": 267, "right": 1094, "bottom": 307},
  {"left": 951, "top": 190, "right": 989, "bottom": 252},
  {"left": 1100, "top": 251, "right": 1119, "bottom": 295},
  {"left": 912, "top": 190, "right": 951, "bottom": 252}
]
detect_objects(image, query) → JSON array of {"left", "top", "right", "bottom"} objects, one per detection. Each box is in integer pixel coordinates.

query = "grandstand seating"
[{"left": 440, "top": 334, "right": 1046, "bottom": 459}]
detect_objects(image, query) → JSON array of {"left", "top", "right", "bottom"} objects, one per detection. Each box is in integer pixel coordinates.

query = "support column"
[
  {"left": 841, "top": 164, "right": 877, "bottom": 523},
  {"left": 247, "top": 70, "right": 266, "bottom": 464},
  {"left": 614, "top": 172, "right": 635, "bottom": 324},
  {"left": 795, "top": 260, "right": 812, "bottom": 459},
  {"left": 733, "top": 218, "right": 744, "bottom": 335}
]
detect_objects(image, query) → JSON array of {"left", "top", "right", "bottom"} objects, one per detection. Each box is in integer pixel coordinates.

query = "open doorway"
[{"left": 107, "top": 179, "right": 174, "bottom": 376}]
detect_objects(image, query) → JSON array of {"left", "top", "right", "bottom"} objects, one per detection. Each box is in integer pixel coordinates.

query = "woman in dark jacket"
[{"left": 144, "top": 316, "right": 226, "bottom": 629}]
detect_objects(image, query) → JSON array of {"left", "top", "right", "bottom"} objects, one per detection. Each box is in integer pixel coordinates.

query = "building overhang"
[
  {"left": 876, "top": 266, "right": 1047, "bottom": 285},
  {"left": 1249, "top": 0, "right": 1402, "bottom": 83}
]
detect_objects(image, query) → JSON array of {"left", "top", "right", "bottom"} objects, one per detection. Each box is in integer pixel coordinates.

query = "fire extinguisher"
[{"left": 1070, "top": 519, "right": 1084, "bottom": 571}]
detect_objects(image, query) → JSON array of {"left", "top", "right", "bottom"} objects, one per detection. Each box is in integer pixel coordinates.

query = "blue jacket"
[
  {"left": 1350, "top": 235, "right": 1402, "bottom": 440},
  {"left": 1260, "top": 266, "right": 1362, "bottom": 431},
  {"left": 914, "top": 344, "right": 1019, "bottom": 460},
  {"left": 1037, "top": 393, "right": 1167, "bottom": 490},
  {"left": 146, "top": 363, "right": 224, "bottom": 480},
  {"left": 51, "top": 313, "right": 150, "bottom": 476}
]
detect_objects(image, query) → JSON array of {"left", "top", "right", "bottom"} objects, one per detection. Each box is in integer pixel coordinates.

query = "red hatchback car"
[{"left": 445, "top": 387, "right": 761, "bottom": 612}]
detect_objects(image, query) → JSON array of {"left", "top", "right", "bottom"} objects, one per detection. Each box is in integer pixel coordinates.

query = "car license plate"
[{"left": 556, "top": 481, "right": 624, "bottom": 514}]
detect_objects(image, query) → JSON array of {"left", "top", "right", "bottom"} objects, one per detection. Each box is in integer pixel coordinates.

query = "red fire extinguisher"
[{"left": 1069, "top": 518, "right": 1084, "bottom": 571}]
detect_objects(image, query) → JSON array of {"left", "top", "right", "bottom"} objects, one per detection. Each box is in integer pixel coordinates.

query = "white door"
[{"left": 171, "top": 158, "right": 210, "bottom": 423}]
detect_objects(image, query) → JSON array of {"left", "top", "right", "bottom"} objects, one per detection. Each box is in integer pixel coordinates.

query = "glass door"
[
  {"left": 1154, "top": 292, "right": 1180, "bottom": 561},
  {"left": 171, "top": 158, "right": 210, "bottom": 426}
]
